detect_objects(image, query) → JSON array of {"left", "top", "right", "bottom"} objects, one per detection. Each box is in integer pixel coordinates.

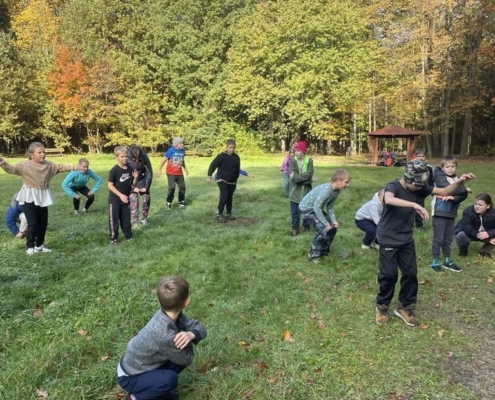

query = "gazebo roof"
[{"left": 367, "top": 125, "right": 422, "bottom": 138}]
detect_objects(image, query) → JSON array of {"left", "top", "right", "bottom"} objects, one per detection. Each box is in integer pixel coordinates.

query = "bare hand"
[
  {"left": 325, "top": 224, "right": 332, "bottom": 231},
  {"left": 120, "top": 194, "right": 129, "bottom": 204},
  {"left": 459, "top": 173, "right": 476, "bottom": 182},
  {"left": 477, "top": 231, "right": 489, "bottom": 240},
  {"left": 75, "top": 194, "right": 81, "bottom": 200},
  {"left": 132, "top": 169, "right": 139, "bottom": 179},
  {"left": 156, "top": 170, "right": 162, "bottom": 178},
  {"left": 414, "top": 204, "right": 429, "bottom": 220},
  {"left": 332, "top": 221, "right": 339, "bottom": 229},
  {"left": 174, "top": 331, "right": 195, "bottom": 349},
  {"left": 442, "top": 196, "right": 454, "bottom": 201},
  {"left": 15, "top": 232, "right": 25, "bottom": 239},
  {"left": 206, "top": 177, "right": 212, "bottom": 183},
  {"left": 88, "top": 191, "right": 94, "bottom": 196}
]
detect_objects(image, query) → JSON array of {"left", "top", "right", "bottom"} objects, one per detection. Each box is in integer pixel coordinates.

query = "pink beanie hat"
[{"left": 293, "top": 141, "right": 307, "bottom": 153}]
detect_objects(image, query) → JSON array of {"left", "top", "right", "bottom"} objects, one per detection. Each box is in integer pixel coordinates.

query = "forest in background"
[{"left": 1, "top": 0, "right": 495, "bottom": 156}]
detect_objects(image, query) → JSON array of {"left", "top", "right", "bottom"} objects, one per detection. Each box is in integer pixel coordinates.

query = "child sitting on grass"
[
  {"left": 5, "top": 192, "right": 27, "bottom": 238},
  {"left": 117, "top": 276, "right": 207, "bottom": 400},
  {"left": 299, "top": 169, "right": 351, "bottom": 263},
  {"left": 61, "top": 157, "right": 102, "bottom": 215},
  {"left": 355, "top": 188, "right": 384, "bottom": 250}
]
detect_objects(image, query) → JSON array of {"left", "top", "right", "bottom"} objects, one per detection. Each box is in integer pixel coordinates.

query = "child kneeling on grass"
[
  {"left": 299, "top": 169, "right": 351, "bottom": 263},
  {"left": 117, "top": 276, "right": 207, "bottom": 400},
  {"left": 375, "top": 160, "right": 475, "bottom": 327}
]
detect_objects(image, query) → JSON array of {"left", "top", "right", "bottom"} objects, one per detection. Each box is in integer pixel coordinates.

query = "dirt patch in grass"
[
  {"left": 224, "top": 217, "right": 259, "bottom": 226},
  {"left": 447, "top": 332, "right": 495, "bottom": 399}
]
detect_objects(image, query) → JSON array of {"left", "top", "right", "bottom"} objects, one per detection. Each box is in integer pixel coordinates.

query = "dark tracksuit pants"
[
  {"left": 217, "top": 181, "right": 236, "bottom": 215},
  {"left": 431, "top": 216, "right": 455, "bottom": 258},
  {"left": 376, "top": 241, "right": 418, "bottom": 308},
  {"left": 73, "top": 186, "right": 95, "bottom": 211},
  {"left": 117, "top": 361, "right": 185, "bottom": 400},
  {"left": 109, "top": 198, "right": 132, "bottom": 241},
  {"left": 355, "top": 218, "right": 378, "bottom": 246},
  {"left": 303, "top": 211, "right": 337, "bottom": 259},
  {"left": 166, "top": 174, "right": 185, "bottom": 204},
  {"left": 23, "top": 202, "right": 48, "bottom": 249}
]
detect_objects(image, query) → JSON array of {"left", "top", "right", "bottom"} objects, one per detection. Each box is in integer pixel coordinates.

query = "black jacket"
[{"left": 455, "top": 206, "right": 495, "bottom": 240}]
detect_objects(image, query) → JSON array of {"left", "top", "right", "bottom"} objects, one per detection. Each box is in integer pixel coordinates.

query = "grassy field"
[{"left": 1, "top": 153, "right": 494, "bottom": 400}]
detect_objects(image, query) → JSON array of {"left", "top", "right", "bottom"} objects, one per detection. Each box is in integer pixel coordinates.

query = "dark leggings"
[
  {"left": 72, "top": 186, "right": 95, "bottom": 211},
  {"left": 166, "top": 174, "right": 186, "bottom": 203},
  {"left": 217, "top": 181, "right": 236, "bottom": 215},
  {"left": 23, "top": 202, "right": 48, "bottom": 249}
]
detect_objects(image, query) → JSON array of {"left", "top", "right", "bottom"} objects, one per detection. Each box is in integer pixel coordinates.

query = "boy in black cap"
[{"left": 375, "top": 160, "right": 475, "bottom": 327}]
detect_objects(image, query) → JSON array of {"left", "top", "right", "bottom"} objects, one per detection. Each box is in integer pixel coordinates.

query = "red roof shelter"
[{"left": 367, "top": 125, "right": 422, "bottom": 166}]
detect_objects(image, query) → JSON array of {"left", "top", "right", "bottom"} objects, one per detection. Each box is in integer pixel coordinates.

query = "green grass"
[{"left": 1, "top": 154, "right": 494, "bottom": 399}]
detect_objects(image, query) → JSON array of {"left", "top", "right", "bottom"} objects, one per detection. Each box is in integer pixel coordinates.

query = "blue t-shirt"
[{"left": 164, "top": 147, "right": 185, "bottom": 175}]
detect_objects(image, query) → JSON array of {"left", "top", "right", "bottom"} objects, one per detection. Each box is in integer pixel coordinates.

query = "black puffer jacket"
[{"left": 455, "top": 205, "right": 495, "bottom": 240}]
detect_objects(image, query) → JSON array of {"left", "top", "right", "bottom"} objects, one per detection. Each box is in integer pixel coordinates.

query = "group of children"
[
  {"left": 281, "top": 144, "right": 481, "bottom": 329},
  {"left": 1, "top": 140, "right": 491, "bottom": 399}
]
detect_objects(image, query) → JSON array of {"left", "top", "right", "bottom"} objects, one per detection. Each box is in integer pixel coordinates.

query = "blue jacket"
[
  {"left": 61, "top": 169, "right": 103, "bottom": 198},
  {"left": 6, "top": 202, "right": 24, "bottom": 235}
]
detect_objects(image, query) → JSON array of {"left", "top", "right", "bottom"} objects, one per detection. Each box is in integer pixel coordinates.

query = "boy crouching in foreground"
[
  {"left": 375, "top": 160, "right": 475, "bottom": 327},
  {"left": 117, "top": 277, "right": 207, "bottom": 400}
]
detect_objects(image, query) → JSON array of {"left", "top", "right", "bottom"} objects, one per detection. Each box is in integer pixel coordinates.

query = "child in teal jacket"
[{"left": 62, "top": 158, "right": 102, "bottom": 214}]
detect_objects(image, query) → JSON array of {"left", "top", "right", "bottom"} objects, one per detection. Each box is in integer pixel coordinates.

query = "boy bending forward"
[
  {"left": 375, "top": 161, "right": 474, "bottom": 327},
  {"left": 117, "top": 276, "right": 207, "bottom": 400}
]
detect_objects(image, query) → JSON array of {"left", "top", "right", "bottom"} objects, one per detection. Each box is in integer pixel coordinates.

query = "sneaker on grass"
[
  {"left": 394, "top": 302, "right": 418, "bottom": 327},
  {"left": 74, "top": 210, "right": 80, "bottom": 215},
  {"left": 217, "top": 215, "right": 227, "bottom": 223},
  {"left": 225, "top": 214, "right": 236, "bottom": 221},
  {"left": 375, "top": 305, "right": 389, "bottom": 324},
  {"left": 442, "top": 261, "right": 462, "bottom": 272},
  {"left": 429, "top": 259, "right": 442, "bottom": 272},
  {"left": 35, "top": 245, "right": 52, "bottom": 253},
  {"left": 26, "top": 248, "right": 35, "bottom": 256}
]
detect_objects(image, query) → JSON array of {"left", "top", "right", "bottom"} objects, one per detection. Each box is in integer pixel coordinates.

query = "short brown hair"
[
  {"left": 331, "top": 169, "right": 350, "bottom": 182},
  {"left": 78, "top": 157, "right": 89, "bottom": 165},
  {"left": 440, "top": 155, "right": 457, "bottom": 168},
  {"left": 157, "top": 276, "right": 189, "bottom": 311}
]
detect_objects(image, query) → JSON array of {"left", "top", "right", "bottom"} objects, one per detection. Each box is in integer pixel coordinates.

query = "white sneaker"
[
  {"left": 81, "top": 208, "right": 87, "bottom": 214},
  {"left": 74, "top": 210, "right": 80, "bottom": 215},
  {"left": 132, "top": 223, "right": 140, "bottom": 230},
  {"left": 35, "top": 245, "right": 52, "bottom": 253},
  {"left": 26, "top": 248, "right": 35, "bottom": 255},
  {"left": 141, "top": 219, "right": 148, "bottom": 226},
  {"left": 371, "top": 242, "right": 380, "bottom": 250},
  {"left": 361, "top": 244, "right": 371, "bottom": 249}
]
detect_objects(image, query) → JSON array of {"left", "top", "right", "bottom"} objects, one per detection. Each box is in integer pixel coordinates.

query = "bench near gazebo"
[{"left": 367, "top": 125, "right": 422, "bottom": 166}]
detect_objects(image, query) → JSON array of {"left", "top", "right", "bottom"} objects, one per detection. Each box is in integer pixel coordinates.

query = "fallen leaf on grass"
[
  {"left": 261, "top": 309, "right": 268, "bottom": 316},
  {"left": 316, "top": 320, "right": 326, "bottom": 330},
  {"left": 419, "top": 323, "right": 428, "bottom": 330},
  {"left": 445, "top": 351, "right": 454, "bottom": 359},
  {"left": 238, "top": 340, "right": 251, "bottom": 348},
  {"left": 198, "top": 357, "right": 217, "bottom": 373},
  {"left": 297, "top": 272, "right": 308, "bottom": 283},
  {"left": 35, "top": 388, "right": 48, "bottom": 399},
  {"left": 33, "top": 307, "right": 43, "bottom": 318},
  {"left": 488, "top": 276, "right": 493, "bottom": 283},
  {"left": 77, "top": 329, "right": 87, "bottom": 336},
  {"left": 282, "top": 330, "right": 295, "bottom": 342},
  {"left": 419, "top": 279, "right": 431, "bottom": 285},
  {"left": 438, "top": 328, "right": 445, "bottom": 338},
  {"left": 267, "top": 377, "right": 277, "bottom": 385},
  {"left": 100, "top": 355, "right": 109, "bottom": 362}
]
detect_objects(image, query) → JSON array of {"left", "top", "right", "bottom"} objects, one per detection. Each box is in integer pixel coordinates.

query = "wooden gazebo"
[{"left": 367, "top": 125, "right": 422, "bottom": 166}]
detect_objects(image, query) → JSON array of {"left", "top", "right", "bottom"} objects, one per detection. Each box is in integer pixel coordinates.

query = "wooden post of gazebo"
[{"left": 367, "top": 126, "right": 422, "bottom": 166}]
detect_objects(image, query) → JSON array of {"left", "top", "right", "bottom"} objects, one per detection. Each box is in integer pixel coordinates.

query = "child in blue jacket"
[
  {"left": 6, "top": 192, "right": 27, "bottom": 238},
  {"left": 61, "top": 158, "right": 102, "bottom": 215}
]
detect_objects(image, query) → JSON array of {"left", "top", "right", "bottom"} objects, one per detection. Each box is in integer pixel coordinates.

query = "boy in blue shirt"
[
  {"left": 61, "top": 158, "right": 102, "bottom": 215},
  {"left": 157, "top": 137, "right": 188, "bottom": 210}
]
